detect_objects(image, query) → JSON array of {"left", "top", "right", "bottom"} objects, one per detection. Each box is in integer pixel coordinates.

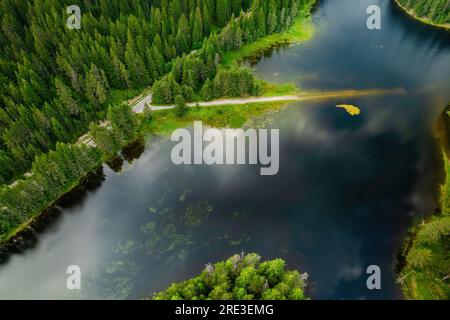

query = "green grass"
[
  {"left": 258, "top": 80, "right": 300, "bottom": 97},
  {"left": 140, "top": 101, "right": 289, "bottom": 136},
  {"left": 222, "top": 12, "right": 315, "bottom": 68},
  {"left": 105, "top": 88, "right": 144, "bottom": 106},
  {"left": 220, "top": 7, "right": 314, "bottom": 99},
  {"left": 440, "top": 155, "right": 450, "bottom": 213}
]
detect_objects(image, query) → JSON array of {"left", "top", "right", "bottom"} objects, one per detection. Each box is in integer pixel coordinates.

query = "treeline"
[
  {"left": 153, "top": 253, "right": 308, "bottom": 300},
  {"left": 400, "top": 105, "right": 450, "bottom": 300},
  {"left": 152, "top": 0, "right": 309, "bottom": 104},
  {"left": 0, "top": 0, "right": 258, "bottom": 183},
  {"left": 397, "top": 0, "right": 450, "bottom": 24},
  {"left": 0, "top": 102, "right": 140, "bottom": 244},
  {"left": 89, "top": 103, "right": 139, "bottom": 157},
  {"left": 0, "top": 0, "right": 312, "bottom": 241},
  {"left": 0, "top": 143, "right": 102, "bottom": 242}
]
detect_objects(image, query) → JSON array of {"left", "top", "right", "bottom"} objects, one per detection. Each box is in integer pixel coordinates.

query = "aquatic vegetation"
[
  {"left": 141, "top": 197, "right": 214, "bottom": 260},
  {"left": 233, "top": 211, "right": 248, "bottom": 221},
  {"left": 106, "top": 261, "right": 125, "bottom": 274},
  {"left": 183, "top": 201, "right": 214, "bottom": 228},
  {"left": 229, "top": 234, "right": 252, "bottom": 247},
  {"left": 179, "top": 188, "right": 192, "bottom": 202},
  {"left": 336, "top": 104, "right": 361, "bottom": 116},
  {"left": 141, "top": 222, "right": 156, "bottom": 235},
  {"left": 115, "top": 239, "right": 137, "bottom": 255},
  {"left": 86, "top": 261, "right": 138, "bottom": 299}
]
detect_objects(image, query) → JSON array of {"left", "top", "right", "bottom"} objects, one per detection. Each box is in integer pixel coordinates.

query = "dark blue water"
[{"left": 0, "top": 0, "right": 449, "bottom": 300}]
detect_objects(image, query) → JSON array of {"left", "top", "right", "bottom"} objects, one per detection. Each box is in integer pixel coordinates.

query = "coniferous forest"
[
  {"left": 153, "top": 253, "right": 308, "bottom": 300},
  {"left": 0, "top": 0, "right": 449, "bottom": 303},
  {"left": 397, "top": 0, "right": 450, "bottom": 24},
  {"left": 0, "top": 0, "right": 305, "bottom": 185},
  {"left": 0, "top": 0, "right": 310, "bottom": 243}
]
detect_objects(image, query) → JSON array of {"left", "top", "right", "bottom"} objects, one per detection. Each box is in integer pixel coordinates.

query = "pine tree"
[
  {"left": 176, "top": 14, "right": 191, "bottom": 54},
  {"left": 258, "top": 7, "right": 267, "bottom": 38},
  {"left": 85, "top": 64, "right": 108, "bottom": 107},
  {"left": 192, "top": 7, "right": 204, "bottom": 49},
  {"left": 201, "top": 79, "right": 215, "bottom": 101},
  {"left": 267, "top": 0, "right": 278, "bottom": 34},
  {"left": 216, "top": 0, "right": 231, "bottom": 27},
  {"left": 55, "top": 78, "right": 80, "bottom": 116},
  {"left": 89, "top": 123, "right": 120, "bottom": 157},
  {"left": 107, "top": 103, "right": 137, "bottom": 141}
]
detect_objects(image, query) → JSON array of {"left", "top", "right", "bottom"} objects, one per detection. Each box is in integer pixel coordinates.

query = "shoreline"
[
  {"left": 222, "top": 7, "right": 315, "bottom": 67},
  {"left": 0, "top": 6, "right": 318, "bottom": 250},
  {"left": 0, "top": 137, "right": 148, "bottom": 251},
  {"left": 393, "top": 0, "right": 450, "bottom": 31},
  {"left": 0, "top": 136, "right": 145, "bottom": 249},
  {"left": 397, "top": 106, "right": 450, "bottom": 300},
  {"left": 0, "top": 167, "right": 103, "bottom": 251}
]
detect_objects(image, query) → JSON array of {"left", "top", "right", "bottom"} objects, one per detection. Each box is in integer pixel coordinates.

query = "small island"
[{"left": 153, "top": 253, "right": 309, "bottom": 300}]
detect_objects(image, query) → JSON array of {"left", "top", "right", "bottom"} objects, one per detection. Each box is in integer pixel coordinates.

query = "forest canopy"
[
  {"left": 0, "top": 0, "right": 314, "bottom": 244},
  {"left": 397, "top": 0, "right": 450, "bottom": 24},
  {"left": 153, "top": 253, "right": 309, "bottom": 300},
  {"left": 0, "top": 0, "right": 310, "bottom": 184}
]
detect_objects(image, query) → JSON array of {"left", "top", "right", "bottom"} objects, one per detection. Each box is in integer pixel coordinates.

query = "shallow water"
[{"left": 0, "top": 0, "right": 449, "bottom": 300}]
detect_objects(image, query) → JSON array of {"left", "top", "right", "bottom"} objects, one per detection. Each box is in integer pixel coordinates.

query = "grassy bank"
[
  {"left": 220, "top": 3, "right": 315, "bottom": 98},
  {"left": 394, "top": 0, "right": 450, "bottom": 30},
  {"left": 399, "top": 110, "right": 450, "bottom": 300},
  {"left": 141, "top": 100, "right": 290, "bottom": 136},
  {"left": 399, "top": 156, "right": 450, "bottom": 299},
  {"left": 222, "top": 8, "right": 315, "bottom": 67},
  {"left": 259, "top": 81, "right": 300, "bottom": 97}
]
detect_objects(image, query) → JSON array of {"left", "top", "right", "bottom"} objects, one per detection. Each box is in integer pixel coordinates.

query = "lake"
[{"left": 0, "top": 0, "right": 449, "bottom": 299}]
